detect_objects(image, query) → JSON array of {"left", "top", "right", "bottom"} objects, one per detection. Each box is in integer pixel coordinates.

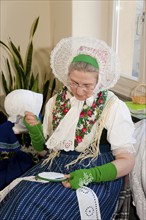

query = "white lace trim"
[{"left": 76, "top": 186, "right": 101, "bottom": 220}]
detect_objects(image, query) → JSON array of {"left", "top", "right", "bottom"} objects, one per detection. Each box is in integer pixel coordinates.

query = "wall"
[
  {"left": 72, "top": 0, "right": 110, "bottom": 44},
  {"left": 0, "top": 0, "right": 51, "bottom": 109},
  {"left": 0, "top": 0, "right": 111, "bottom": 110},
  {"left": 49, "top": 0, "right": 72, "bottom": 46},
  {"left": 0, "top": 0, "right": 51, "bottom": 55}
]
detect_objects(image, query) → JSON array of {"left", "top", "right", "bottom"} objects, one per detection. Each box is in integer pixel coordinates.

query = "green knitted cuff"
[
  {"left": 23, "top": 117, "right": 42, "bottom": 134},
  {"left": 69, "top": 162, "right": 117, "bottom": 190},
  {"left": 93, "top": 162, "right": 117, "bottom": 182},
  {"left": 23, "top": 117, "right": 45, "bottom": 151}
]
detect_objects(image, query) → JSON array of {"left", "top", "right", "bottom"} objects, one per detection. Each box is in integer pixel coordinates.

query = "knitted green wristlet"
[
  {"left": 23, "top": 117, "right": 45, "bottom": 151},
  {"left": 69, "top": 162, "right": 117, "bottom": 190}
]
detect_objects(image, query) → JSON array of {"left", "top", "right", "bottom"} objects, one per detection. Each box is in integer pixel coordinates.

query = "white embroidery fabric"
[
  {"left": 4, "top": 89, "right": 43, "bottom": 134},
  {"left": 50, "top": 37, "right": 120, "bottom": 92},
  {"left": 46, "top": 96, "right": 84, "bottom": 151},
  {"left": 43, "top": 91, "right": 136, "bottom": 153},
  {"left": 76, "top": 186, "right": 101, "bottom": 220}
]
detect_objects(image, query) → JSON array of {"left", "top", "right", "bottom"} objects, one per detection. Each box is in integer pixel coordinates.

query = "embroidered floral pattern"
[
  {"left": 85, "top": 206, "right": 95, "bottom": 217},
  {"left": 52, "top": 87, "right": 71, "bottom": 130},
  {"left": 75, "top": 91, "right": 107, "bottom": 147},
  {"left": 52, "top": 87, "right": 108, "bottom": 147},
  {"left": 78, "top": 172, "right": 94, "bottom": 188}
]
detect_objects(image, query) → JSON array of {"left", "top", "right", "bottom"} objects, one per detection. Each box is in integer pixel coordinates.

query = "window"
[{"left": 111, "top": 0, "right": 145, "bottom": 97}]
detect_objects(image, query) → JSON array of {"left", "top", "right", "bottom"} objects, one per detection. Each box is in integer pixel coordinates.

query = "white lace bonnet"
[{"left": 50, "top": 37, "right": 120, "bottom": 91}]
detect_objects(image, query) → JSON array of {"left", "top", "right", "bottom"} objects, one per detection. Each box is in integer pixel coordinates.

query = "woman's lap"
[{"left": 0, "top": 151, "right": 124, "bottom": 220}]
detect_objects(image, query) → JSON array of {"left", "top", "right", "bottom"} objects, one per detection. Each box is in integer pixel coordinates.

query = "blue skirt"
[
  {"left": 0, "top": 120, "right": 35, "bottom": 190},
  {"left": 0, "top": 151, "right": 35, "bottom": 190},
  {"left": 0, "top": 149, "right": 124, "bottom": 220}
]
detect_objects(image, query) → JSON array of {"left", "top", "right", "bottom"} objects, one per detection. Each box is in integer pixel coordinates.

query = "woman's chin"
[{"left": 75, "top": 96, "right": 85, "bottom": 101}]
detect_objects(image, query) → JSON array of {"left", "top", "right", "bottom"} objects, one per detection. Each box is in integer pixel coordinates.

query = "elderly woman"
[{"left": 0, "top": 37, "right": 136, "bottom": 220}]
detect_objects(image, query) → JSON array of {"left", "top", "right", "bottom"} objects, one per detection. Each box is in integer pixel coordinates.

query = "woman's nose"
[{"left": 76, "top": 86, "right": 85, "bottom": 95}]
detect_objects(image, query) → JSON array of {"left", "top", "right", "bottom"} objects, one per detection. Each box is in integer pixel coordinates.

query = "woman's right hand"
[{"left": 24, "top": 111, "right": 40, "bottom": 126}]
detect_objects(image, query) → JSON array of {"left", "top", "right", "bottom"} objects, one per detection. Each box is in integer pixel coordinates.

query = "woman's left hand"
[
  {"left": 62, "top": 168, "right": 96, "bottom": 190},
  {"left": 24, "top": 111, "right": 40, "bottom": 126},
  {"left": 62, "top": 162, "right": 118, "bottom": 190},
  {"left": 62, "top": 174, "right": 71, "bottom": 188}
]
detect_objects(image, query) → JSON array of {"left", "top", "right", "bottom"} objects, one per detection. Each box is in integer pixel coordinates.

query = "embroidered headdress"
[{"left": 50, "top": 37, "right": 120, "bottom": 92}]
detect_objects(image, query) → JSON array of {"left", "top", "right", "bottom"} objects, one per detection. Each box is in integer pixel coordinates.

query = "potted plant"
[{"left": 0, "top": 17, "right": 58, "bottom": 115}]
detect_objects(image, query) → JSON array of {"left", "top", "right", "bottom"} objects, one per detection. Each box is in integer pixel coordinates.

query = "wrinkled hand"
[
  {"left": 24, "top": 111, "right": 40, "bottom": 126},
  {"left": 62, "top": 174, "right": 71, "bottom": 188},
  {"left": 62, "top": 169, "right": 94, "bottom": 190},
  {"left": 62, "top": 163, "right": 117, "bottom": 190}
]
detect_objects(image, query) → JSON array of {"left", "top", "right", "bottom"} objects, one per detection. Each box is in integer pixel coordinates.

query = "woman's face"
[{"left": 68, "top": 70, "right": 98, "bottom": 100}]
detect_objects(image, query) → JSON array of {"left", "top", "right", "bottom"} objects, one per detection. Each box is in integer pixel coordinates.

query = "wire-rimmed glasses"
[{"left": 67, "top": 81, "right": 96, "bottom": 92}]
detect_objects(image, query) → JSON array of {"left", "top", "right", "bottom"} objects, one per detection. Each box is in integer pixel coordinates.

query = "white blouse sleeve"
[{"left": 105, "top": 95, "right": 136, "bottom": 155}]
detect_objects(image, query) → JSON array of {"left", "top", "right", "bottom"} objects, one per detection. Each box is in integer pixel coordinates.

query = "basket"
[{"left": 131, "top": 84, "right": 146, "bottom": 105}]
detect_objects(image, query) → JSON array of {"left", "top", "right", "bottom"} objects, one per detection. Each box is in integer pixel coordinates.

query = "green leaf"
[
  {"left": 10, "top": 40, "right": 24, "bottom": 68},
  {"left": 30, "top": 17, "right": 39, "bottom": 38},
  {"left": 1, "top": 39, "right": 26, "bottom": 89},
  {"left": 25, "top": 41, "right": 33, "bottom": 76},
  {"left": 13, "top": 58, "right": 24, "bottom": 88},
  {"left": 0, "top": 41, "right": 11, "bottom": 53},
  {"left": 6, "top": 59, "right": 13, "bottom": 90},
  {"left": 31, "top": 74, "right": 39, "bottom": 92},
  {"left": 29, "top": 74, "right": 34, "bottom": 89},
  {"left": 23, "top": 75, "right": 31, "bottom": 89},
  {"left": 2, "top": 72, "right": 9, "bottom": 95},
  {"left": 13, "top": 76, "right": 16, "bottom": 90}
]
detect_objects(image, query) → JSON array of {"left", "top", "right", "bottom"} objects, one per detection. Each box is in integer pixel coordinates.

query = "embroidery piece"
[
  {"left": 85, "top": 206, "right": 95, "bottom": 217},
  {"left": 76, "top": 186, "right": 101, "bottom": 220},
  {"left": 79, "top": 172, "right": 94, "bottom": 188},
  {"left": 53, "top": 87, "right": 71, "bottom": 130},
  {"left": 75, "top": 91, "right": 107, "bottom": 147}
]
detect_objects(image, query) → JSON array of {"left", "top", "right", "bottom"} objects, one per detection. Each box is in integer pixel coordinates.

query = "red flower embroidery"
[
  {"left": 63, "top": 108, "right": 69, "bottom": 114},
  {"left": 62, "top": 93, "right": 66, "bottom": 99},
  {"left": 82, "top": 127, "right": 87, "bottom": 133},
  {"left": 98, "top": 92, "right": 102, "bottom": 97},
  {"left": 76, "top": 136, "right": 82, "bottom": 143},
  {"left": 53, "top": 115, "right": 57, "bottom": 120},
  {"left": 62, "top": 103, "right": 66, "bottom": 107},
  {"left": 87, "top": 110, "right": 92, "bottom": 116},
  {"left": 80, "top": 111, "right": 85, "bottom": 118},
  {"left": 92, "top": 102, "right": 97, "bottom": 108},
  {"left": 98, "top": 98, "right": 103, "bottom": 104}
]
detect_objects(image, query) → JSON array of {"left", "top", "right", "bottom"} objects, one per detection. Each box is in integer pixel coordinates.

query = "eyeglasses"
[{"left": 67, "top": 81, "right": 96, "bottom": 91}]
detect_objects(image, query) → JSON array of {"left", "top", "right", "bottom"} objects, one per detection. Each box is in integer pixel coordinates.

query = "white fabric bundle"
[{"left": 4, "top": 89, "right": 43, "bottom": 134}]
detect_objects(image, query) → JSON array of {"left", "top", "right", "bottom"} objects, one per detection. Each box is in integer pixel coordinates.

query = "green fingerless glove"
[
  {"left": 23, "top": 117, "right": 45, "bottom": 151},
  {"left": 69, "top": 162, "right": 117, "bottom": 190}
]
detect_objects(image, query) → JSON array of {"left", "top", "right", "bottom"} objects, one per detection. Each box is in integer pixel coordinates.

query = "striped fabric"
[
  {"left": 0, "top": 121, "right": 20, "bottom": 152},
  {"left": 0, "top": 150, "right": 124, "bottom": 220}
]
